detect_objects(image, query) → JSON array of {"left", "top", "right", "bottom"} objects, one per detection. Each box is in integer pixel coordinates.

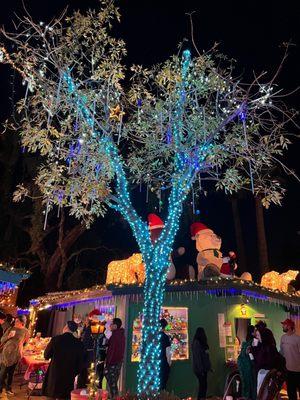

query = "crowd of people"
[
  {"left": 237, "top": 319, "right": 300, "bottom": 400},
  {"left": 0, "top": 308, "right": 299, "bottom": 400},
  {"left": 42, "top": 314, "right": 125, "bottom": 400}
]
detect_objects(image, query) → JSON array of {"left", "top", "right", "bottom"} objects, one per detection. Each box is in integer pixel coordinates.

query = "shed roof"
[
  {"left": 30, "top": 278, "right": 300, "bottom": 310},
  {"left": 0, "top": 269, "right": 27, "bottom": 285}
]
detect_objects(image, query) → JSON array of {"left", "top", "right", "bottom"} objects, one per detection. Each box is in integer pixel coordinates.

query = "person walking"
[
  {"left": 0, "top": 315, "right": 29, "bottom": 396},
  {"left": 158, "top": 318, "right": 172, "bottom": 391},
  {"left": 104, "top": 318, "right": 125, "bottom": 399},
  {"left": 280, "top": 319, "right": 300, "bottom": 400},
  {"left": 237, "top": 325, "right": 257, "bottom": 400},
  {"left": 192, "top": 327, "right": 211, "bottom": 400},
  {"left": 42, "top": 321, "right": 85, "bottom": 400}
]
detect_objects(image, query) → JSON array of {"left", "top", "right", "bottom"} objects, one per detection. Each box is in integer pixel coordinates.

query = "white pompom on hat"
[{"left": 147, "top": 213, "right": 164, "bottom": 230}]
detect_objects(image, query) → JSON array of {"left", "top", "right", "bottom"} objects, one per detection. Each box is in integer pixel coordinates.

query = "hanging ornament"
[
  {"left": 192, "top": 187, "right": 195, "bottom": 214},
  {"left": 109, "top": 105, "right": 125, "bottom": 122},
  {"left": 43, "top": 201, "right": 50, "bottom": 230},
  {"left": 137, "top": 98, "right": 142, "bottom": 123},
  {"left": 117, "top": 109, "right": 124, "bottom": 145}
]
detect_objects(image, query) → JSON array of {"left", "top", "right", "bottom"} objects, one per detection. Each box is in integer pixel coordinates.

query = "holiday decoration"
[
  {"left": 221, "top": 251, "right": 238, "bottom": 276},
  {"left": 280, "top": 270, "right": 299, "bottom": 292},
  {"left": 106, "top": 254, "right": 145, "bottom": 285},
  {"left": 131, "top": 307, "right": 189, "bottom": 362},
  {"left": 87, "top": 363, "right": 99, "bottom": 399},
  {"left": 148, "top": 213, "right": 165, "bottom": 244},
  {"left": 261, "top": 270, "right": 299, "bottom": 293},
  {"left": 148, "top": 214, "right": 176, "bottom": 280},
  {"left": 1, "top": 1, "right": 295, "bottom": 393},
  {"left": 190, "top": 222, "right": 223, "bottom": 279},
  {"left": 0, "top": 267, "right": 28, "bottom": 314},
  {"left": 240, "top": 272, "right": 253, "bottom": 282},
  {"left": 109, "top": 105, "right": 125, "bottom": 122}
]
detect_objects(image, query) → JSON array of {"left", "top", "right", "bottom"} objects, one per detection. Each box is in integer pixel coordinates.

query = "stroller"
[{"left": 223, "top": 368, "right": 286, "bottom": 400}]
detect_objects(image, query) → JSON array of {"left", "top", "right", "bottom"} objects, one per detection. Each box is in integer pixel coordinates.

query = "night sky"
[{"left": 0, "top": 1, "right": 299, "bottom": 281}]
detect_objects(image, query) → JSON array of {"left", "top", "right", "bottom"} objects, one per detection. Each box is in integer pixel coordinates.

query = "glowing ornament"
[
  {"left": 261, "top": 271, "right": 280, "bottom": 290},
  {"left": 106, "top": 253, "right": 145, "bottom": 285},
  {"left": 261, "top": 270, "right": 299, "bottom": 292},
  {"left": 280, "top": 270, "right": 299, "bottom": 292},
  {"left": 109, "top": 105, "right": 125, "bottom": 121},
  {"left": 240, "top": 272, "right": 253, "bottom": 282}
]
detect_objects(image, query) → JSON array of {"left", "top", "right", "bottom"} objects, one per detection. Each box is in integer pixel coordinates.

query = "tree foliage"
[
  {"left": 0, "top": 0, "right": 297, "bottom": 393},
  {"left": 0, "top": 0, "right": 295, "bottom": 229}
]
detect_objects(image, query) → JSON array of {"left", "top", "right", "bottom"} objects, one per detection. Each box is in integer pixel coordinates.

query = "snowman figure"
[{"left": 190, "top": 222, "right": 223, "bottom": 279}]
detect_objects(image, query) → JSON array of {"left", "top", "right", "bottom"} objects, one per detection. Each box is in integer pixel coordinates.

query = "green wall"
[{"left": 124, "top": 292, "right": 287, "bottom": 397}]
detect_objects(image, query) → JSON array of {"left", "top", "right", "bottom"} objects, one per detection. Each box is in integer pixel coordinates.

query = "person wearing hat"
[
  {"left": 280, "top": 319, "right": 300, "bottom": 400},
  {"left": 42, "top": 321, "right": 85, "bottom": 400}
]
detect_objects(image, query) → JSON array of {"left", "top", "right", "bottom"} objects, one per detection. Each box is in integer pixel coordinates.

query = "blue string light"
[{"left": 63, "top": 50, "right": 194, "bottom": 395}]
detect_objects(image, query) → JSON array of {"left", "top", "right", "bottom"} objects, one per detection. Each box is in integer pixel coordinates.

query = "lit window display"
[{"left": 131, "top": 307, "right": 189, "bottom": 362}]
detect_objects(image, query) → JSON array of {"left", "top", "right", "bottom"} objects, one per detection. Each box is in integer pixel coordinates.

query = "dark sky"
[{"left": 0, "top": 1, "right": 299, "bottom": 277}]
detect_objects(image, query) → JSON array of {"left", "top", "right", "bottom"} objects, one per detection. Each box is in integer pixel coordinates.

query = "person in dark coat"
[
  {"left": 252, "top": 323, "right": 284, "bottom": 373},
  {"left": 237, "top": 325, "right": 257, "bottom": 400},
  {"left": 42, "top": 321, "right": 85, "bottom": 400},
  {"left": 159, "top": 318, "right": 172, "bottom": 391},
  {"left": 104, "top": 318, "right": 125, "bottom": 399},
  {"left": 192, "top": 327, "right": 211, "bottom": 400},
  {"left": 77, "top": 317, "right": 94, "bottom": 388}
]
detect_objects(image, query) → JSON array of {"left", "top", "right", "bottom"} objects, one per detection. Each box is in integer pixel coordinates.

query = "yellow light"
[
  {"left": 106, "top": 253, "right": 145, "bottom": 285},
  {"left": 240, "top": 304, "right": 247, "bottom": 316},
  {"left": 261, "top": 270, "right": 298, "bottom": 293}
]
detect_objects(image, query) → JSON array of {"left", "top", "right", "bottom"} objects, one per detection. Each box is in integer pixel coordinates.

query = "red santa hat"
[
  {"left": 88, "top": 309, "right": 100, "bottom": 318},
  {"left": 190, "top": 222, "right": 211, "bottom": 240},
  {"left": 148, "top": 213, "right": 164, "bottom": 230}
]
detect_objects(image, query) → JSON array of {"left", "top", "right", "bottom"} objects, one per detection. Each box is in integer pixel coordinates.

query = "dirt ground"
[{"left": 0, "top": 370, "right": 289, "bottom": 400}]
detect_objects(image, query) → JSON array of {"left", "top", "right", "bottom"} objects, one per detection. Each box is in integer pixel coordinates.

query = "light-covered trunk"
[{"left": 137, "top": 253, "right": 170, "bottom": 394}]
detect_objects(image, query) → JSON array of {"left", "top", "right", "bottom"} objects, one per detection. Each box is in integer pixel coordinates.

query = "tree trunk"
[
  {"left": 255, "top": 195, "right": 269, "bottom": 276},
  {"left": 231, "top": 196, "right": 247, "bottom": 272},
  {"left": 137, "top": 255, "right": 169, "bottom": 394}
]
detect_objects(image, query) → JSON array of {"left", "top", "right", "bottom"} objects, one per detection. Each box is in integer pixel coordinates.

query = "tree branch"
[{"left": 67, "top": 245, "right": 118, "bottom": 264}]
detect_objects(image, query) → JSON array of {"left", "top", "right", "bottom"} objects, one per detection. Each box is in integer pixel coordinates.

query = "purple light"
[
  {"left": 66, "top": 143, "right": 75, "bottom": 165},
  {"left": 239, "top": 108, "right": 247, "bottom": 121},
  {"left": 48, "top": 295, "right": 114, "bottom": 309},
  {"left": 241, "top": 290, "right": 268, "bottom": 300},
  {"left": 17, "top": 308, "right": 30, "bottom": 315},
  {"left": 166, "top": 126, "right": 172, "bottom": 144},
  {"left": 95, "top": 163, "right": 102, "bottom": 177},
  {"left": 74, "top": 122, "right": 79, "bottom": 132}
]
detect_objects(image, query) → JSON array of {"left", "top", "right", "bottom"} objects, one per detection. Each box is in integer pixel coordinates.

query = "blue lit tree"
[{"left": 1, "top": 1, "right": 295, "bottom": 394}]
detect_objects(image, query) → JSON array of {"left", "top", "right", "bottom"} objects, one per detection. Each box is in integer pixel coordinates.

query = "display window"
[{"left": 131, "top": 307, "right": 189, "bottom": 362}]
